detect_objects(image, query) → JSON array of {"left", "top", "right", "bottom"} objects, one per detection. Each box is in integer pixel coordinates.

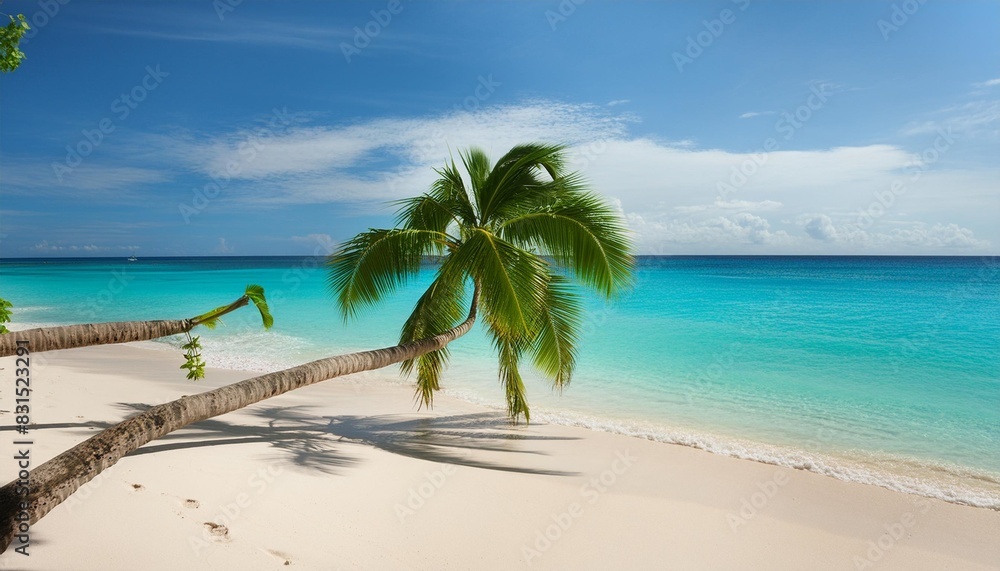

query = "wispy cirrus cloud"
[
  {"left": 1, "top": 160, "right": 170, "bottom": 196},
  {"left": 70, "top": 6, "right": 428, "bottom": 54},
  {"left": 901, "top": 100, "right": 1000, "bottom": 138},
  {"left": 80, "top": 21, "right": 352, "bottom": 52},
  {"left": 901, "top": 81, "right": 1000, "bottom": 137}
]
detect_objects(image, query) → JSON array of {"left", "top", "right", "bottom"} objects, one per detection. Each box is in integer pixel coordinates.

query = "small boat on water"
[{"left": 127, "top": 255, "right": 138, "bottom": 262}]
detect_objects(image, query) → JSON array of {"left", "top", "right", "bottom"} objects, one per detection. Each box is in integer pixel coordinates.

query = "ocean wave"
[
  {"left": 4, "top": 321, "right": 66, "bottom": 331},
  {"left": 437, "top": 386, "right": 1000, "bottom": 511},
  {"left": 147, "top": 329, "right": 316, "bottom": 373},
  {"left": 6, "top": 306, "right": 56, "bottom": 313}
]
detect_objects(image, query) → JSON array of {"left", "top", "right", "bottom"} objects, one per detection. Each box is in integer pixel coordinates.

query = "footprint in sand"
[
  {"left": 203, "top": 522, "right": 230, "bottom": 541},
  {"left": 183, "top": 499, "right": 200, "bottom": 509},
  {"left": 262, "top": 548, "right": 292, "bottom": 566},
  {"left": 131, "top": 483, "right": 145, "bottom": 491}
]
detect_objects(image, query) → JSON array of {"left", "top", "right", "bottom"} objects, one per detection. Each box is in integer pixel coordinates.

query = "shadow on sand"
[{"left": 8, "top": 404, "right": 581, "bottom": 477}]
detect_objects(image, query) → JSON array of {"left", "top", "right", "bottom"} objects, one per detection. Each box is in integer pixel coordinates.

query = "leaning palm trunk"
[
  {"left": 0, "top": 294, "right": 254, "bottom": 357},
  {"left": 0, "top": 288, "right": 478, "bottom": 553},
  {"left": 0, "top": 319, "right": 195, "bottom": 357}
]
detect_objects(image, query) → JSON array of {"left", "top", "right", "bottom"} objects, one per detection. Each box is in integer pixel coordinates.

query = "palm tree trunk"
[
  {"left": 0, "top": 288, "right": 479, "bottom": 553},
  {"left": 0, "top": 296, "right": 250, "bottom": 357},
  {"left": 0, "top": 320, "right": 192, "bottom": 357}
]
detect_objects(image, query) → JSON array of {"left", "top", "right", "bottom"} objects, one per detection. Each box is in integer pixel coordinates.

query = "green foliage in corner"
[
  {"left": 0, "top": 297, "right": 12, "bottom": 334},
  {"left": 0, "top": 14, "right": 29, "bottom": 73}
]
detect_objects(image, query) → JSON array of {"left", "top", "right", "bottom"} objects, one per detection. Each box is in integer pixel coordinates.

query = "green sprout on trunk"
[
  {"left": 0, "top": 298, "right": 12, "bottom": 334},
  {"left": 181, "top": 284, "right": 273, "bottom": 380},
  {"left": 180, "top": 333, "right": 207, "bottom": 380}
]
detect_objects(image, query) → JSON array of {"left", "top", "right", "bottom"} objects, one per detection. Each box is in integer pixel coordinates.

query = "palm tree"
[
  {"left": 0, "top": 285, "right": 273, "bottom": 378},
  {"left": 0, "top": 285, "right": 272, "bottom": 357},
  {"left": 0, "top": 143, "right": 633, "bottom": 552},
  {"left": 331, "top": 143, "right": 633, "bottom": 420}
]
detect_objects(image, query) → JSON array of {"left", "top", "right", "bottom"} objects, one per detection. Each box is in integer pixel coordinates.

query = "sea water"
[{"left": 2, "top": 256, "right": 997, "bottom": 508}]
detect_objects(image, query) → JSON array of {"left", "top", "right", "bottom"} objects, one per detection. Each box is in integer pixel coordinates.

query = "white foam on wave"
[
  {"left": 4, "top": 321, "right": 64, "bottom": 331},
  {"left": 7, "top": 306, "right": 55, "bottom": 313},
  {"left": 146, "top": 329, "right": 316, "bottom": 373},
  {"left": 438, "top": 386, "right": 1000, "bottom": 511}
]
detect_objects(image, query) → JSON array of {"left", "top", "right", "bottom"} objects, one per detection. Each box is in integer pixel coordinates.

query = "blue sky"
[{"left": 1, "top": 0, "right": 997, "bottom": 256}]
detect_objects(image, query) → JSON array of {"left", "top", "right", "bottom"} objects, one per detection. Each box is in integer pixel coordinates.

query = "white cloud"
[
  {"left": 607, "top": 99, "right": 630, "bottom": 107},
  {"left": 803, "top": 215, "right": 839, "bottom": 242},
  {"left": 1, "top": 162, "right": 169, "bottom": 196},
  {"left": 31, "top": 241, "right": 139, "bottom": 252},
  {"left": 797, "top": 216, "right": 990, "bottom": 251},
  {"left": 738, "top": 111, "right": 775, "bottom": 119},
  {"left": 165, "top": 101, "right": 631, "bottom": 205},
  {"left": 174, "top": 102, "right": 1000, "bottom": 253},
  {"left": 674, "top": 199, "right": 783, "bottom": 214},
  {"left": 626, "top": 212, "right": 793, "bottom": 252},
  {"left": 12, "top": 99, "right": 993, "bottom": 255},
  {"left": 900, "top": 100, "right": 1000, "bottom": 137},
  {"left": 885, "top": 223, "right": 990, "bottom": 249},
  {"left": 215, "top": 238, "right": 234, "bottom": 254},
  {"left": 974, "top": 78, "right": 1000, "bottom": 88},
  {"left": 74, "top": 11, "right": 393, "bottom": 54},
  {"left": 715, "top": 213, "right": 785, "bottom": 244}
]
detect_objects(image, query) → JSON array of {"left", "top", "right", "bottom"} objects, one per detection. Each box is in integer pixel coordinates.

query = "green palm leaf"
[
  {"left": 531, "top": 273, "right": 582, "bottom": 390},
  {"left": 493, "top": 332, "right": 531, "bottom": 422},
  {"left": 500, "top": 190, "right": 634, "bottom": 297},
  {"left": 244, "top": 284, "right": 274, "bottom": 330},
  {"left": 327, "top": 228, "right": 448, "bottom": 320},
  {"left": 452, "top": 228, "right": 548, "bottom": 339},
  {"left": 430, "top": 160, "right": 478, "bottom": 226},
  {"left": 479, "top": 143, "right": 567, "bottom": 224},
  {"left": 460, "top": 148, "right": 494, "bottom": 219},
  {"left": 399, "top": 258, "right": 469, "bottom": 408},
  {"left": 393, "top": 194, "right": 460, "bottom": 235}
]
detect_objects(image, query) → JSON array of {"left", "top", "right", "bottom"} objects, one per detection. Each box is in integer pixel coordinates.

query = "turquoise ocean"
[{"left": 1, "top": 256, "right": 998, "bottom": 508}]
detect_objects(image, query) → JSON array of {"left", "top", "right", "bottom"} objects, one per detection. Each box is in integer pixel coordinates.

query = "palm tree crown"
[{"left": 328, "top": 143, "right": 634, "bottom": 422}]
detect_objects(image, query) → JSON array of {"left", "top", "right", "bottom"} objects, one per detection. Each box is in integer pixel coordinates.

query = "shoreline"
[
  {"left": 10, "top": 321, "right": 1000, "bottom": 512},
  {"left": 0, "top": 344, "right": 998, "bottom": 569},
  {"left": 93, "top": 326, "right": 1000, "bottom": 512}
]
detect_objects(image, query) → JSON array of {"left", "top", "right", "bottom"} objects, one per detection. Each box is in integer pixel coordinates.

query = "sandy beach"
[{"left": 0, "top": 344, "right": 997, "bottom": 571}]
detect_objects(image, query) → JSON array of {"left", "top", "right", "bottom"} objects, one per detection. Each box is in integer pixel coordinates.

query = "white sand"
[{"left": 1, "top": 344, "right": 997, "bottom": 570}]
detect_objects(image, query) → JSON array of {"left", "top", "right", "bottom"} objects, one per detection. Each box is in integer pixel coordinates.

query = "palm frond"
[
  {"left": 460, "top": 147, "right": 493, "bottom": 216},
  {"left": 392, "top": 194, "right": 459, "bottom": 235},
  {"left": 452, "top": 228, "right": 548, "bottom": 339},
  {"left": 499, "top": 190, "right": 634, "bottom": 298},
  {"left": 399, "top": 258, "right": 469, "bottom": 409},
  {"left": 531, "top": 273, "right": 582, "bottom": 390},
  {"left": 493, "top": 332, "right": 531, "bottom": 423},
  {"left": 244, "top": 284, "right": 274, "bottom": 330},
  {"left": 412, "top": 346, "right": 448, "bottom": 411},
  {"left": 479, "top": 143, "right": 568, "bottom": 224},
  {"left": 490, "top": 171, "right": 589, "bottom": 223},
  {"left": 327, "top": 228, "right": 448, "bottom": 320},
  {"left": 430, "top": 160, "right": 478, "bottom": 226}
]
